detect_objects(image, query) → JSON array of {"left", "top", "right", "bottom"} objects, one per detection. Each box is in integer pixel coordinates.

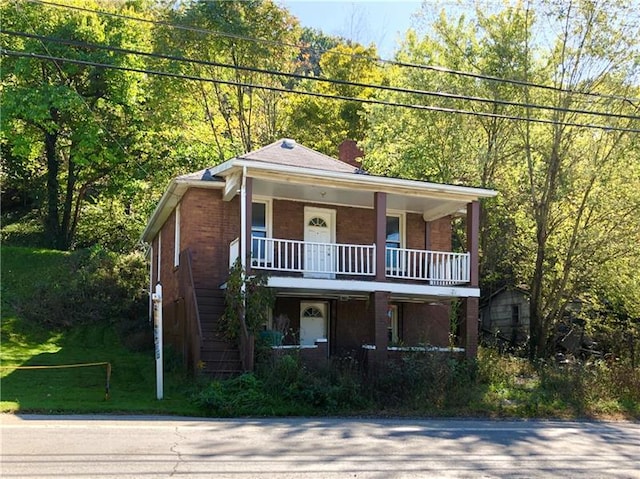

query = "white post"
[
  {"left": 152, "top": 282, "right": 164, "bottom": 400},
  {"left": 240, "top": 166, "right": 247, "bottom": 272}
]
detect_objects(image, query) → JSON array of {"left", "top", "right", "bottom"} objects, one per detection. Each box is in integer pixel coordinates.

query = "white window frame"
[
  {"left": 173, "top": 204, "right": 181, "bottom": 267},
  {"left": 251, "top": 197, "right": 272, "bottom": 264},
  {"left": 388, "top": 304, "right": 399, "bottom": 344},
  {"left": 386, "top": 211, "right": 406, "bottom": 248},
  {"left": 385, "top": 211, "right": 405, "bottom": 272}
]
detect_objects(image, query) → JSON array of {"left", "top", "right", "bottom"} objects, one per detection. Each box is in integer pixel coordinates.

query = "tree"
[
  {"left": 159, "top": 0, "right": 301, "bottom": 157},
  {"left": 284, "top": 42, "right": 383, "bottom": 155},
  {"left": 1, "top": 0, "right": 153, "bottom": 250},
  {"left": 361, "top": 0, "right": 640, "bottom": 358},
  {"left": 516, "top": 0, "right": 640, "bottom": 358}
]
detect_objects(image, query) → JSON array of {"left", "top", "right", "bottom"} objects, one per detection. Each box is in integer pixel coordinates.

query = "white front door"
[
  {"left": 300, "top": 302, "right": 327, "bottom": 346},
  {"left": 304, "top": 208, "right": 335, "bottom": 278}
]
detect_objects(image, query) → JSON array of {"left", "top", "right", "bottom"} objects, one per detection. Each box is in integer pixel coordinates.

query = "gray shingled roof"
[
  {"left": 239, "top": 139, "right": 356, "bottom": 173},
  {"left": 175, "top": 139, "right": 356, "bottom": 182}
]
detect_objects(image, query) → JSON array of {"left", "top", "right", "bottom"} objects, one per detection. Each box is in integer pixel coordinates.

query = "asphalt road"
[{"left": 1, "top": 415, "right": 639, "bottom": 478}]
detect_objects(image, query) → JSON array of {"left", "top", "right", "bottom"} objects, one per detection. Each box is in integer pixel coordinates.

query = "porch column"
[
  {"left": 244, "top": 176, "right": 253, "bottom": 274},
  {"left": 462, "top": 200, "right": 480, "bottom": 358},
  {"left": 467, "top": 200, "right": 480, "bottom": 287},
  {"left": 374, "top": 192, "right": 387, "bottom": 282},
  {"left": 371, "top": 290, "right": 390, "bottom": 365}
]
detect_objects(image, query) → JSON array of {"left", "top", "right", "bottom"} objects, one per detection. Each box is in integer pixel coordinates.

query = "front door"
[
  {"left": 304, "top": 208, "right": 335, "bottom": 278},
  {"left": 300, "top": 302, "right": 328, "bottom": 346}
]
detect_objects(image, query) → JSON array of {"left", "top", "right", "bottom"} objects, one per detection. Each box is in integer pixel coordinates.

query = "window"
[
  {"left": 388, "top": 305, "right": 399, "bottom": 343},
  {"left": 252, "top": 201, "right": 269, "bottom": 264},
  {"left": 308, "top": 217, "right": 328, "bottom": 228},
  {"left": 303, "top": 306, "right": 323, "bottom": 318},
  {"left": 386, "top": 214, "right": 403, "bottom": 270},
  {"left": 511, "top": 305, "right": 520, "bottom": 325}
]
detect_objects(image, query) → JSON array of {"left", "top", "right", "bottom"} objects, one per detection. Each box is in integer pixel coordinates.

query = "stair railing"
[{"left": 179, "top": 249, "right": 203, "bottom": 373}]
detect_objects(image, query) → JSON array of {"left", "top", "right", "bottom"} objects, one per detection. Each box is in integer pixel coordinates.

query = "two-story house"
[{"left": 142, "top": 139, "right": 497, "bottom": 376}]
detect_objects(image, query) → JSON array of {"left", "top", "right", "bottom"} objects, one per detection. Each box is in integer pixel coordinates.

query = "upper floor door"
[{"left": 304, "top": 207, "right": 336, "bottom": 279}]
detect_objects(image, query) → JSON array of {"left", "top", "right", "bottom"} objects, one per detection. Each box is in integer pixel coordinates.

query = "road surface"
[{"left": 1, "top": 415, "right": 639, "bottom": 478}]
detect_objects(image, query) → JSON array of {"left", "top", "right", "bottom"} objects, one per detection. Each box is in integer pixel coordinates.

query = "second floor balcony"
[{"left": 230, "top": 236, "right": 471, "bottom": 285}]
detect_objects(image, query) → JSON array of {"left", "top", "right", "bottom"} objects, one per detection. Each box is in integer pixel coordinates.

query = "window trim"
[
  {"left": 173, "top": 204, "right": 181, "bottom": 267},
  {"left": 388, "top": 304, "right": 399, "bottom": 344},
  {"left": 386, "top": 211, "right": 405, "bottom": 247},
  {"left": 385, "top": 211, "right": 405, "bottom": 271},
  {"left": 251, "top": 197, "right": 272, "bottom": 265},
  {"left": 251, "top": 197, "right": 272, "bottom": 239}
]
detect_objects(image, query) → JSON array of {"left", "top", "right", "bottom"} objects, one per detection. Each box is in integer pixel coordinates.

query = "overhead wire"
[
  {"left": 10, "top": 2, "right": 152, "bottom": 180},
  {"left": 25, "top": 0, "right": 640, "bottom": 105},
  {"left": 3, "top": 29, "right": 638, "bottom": 123},
  {"left": 3, "top": 48, "right": 639, "bottom": 134}
]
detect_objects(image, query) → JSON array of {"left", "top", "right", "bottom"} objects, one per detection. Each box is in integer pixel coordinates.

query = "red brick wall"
[
  {"left": 159, "top": 208, "right": 179, "bottom": 304},
  {"left": 429, "top": 216, "right": 452, "bottom": 251},
  {"left": 179, "top": 188, "right": 240, "bottom": 291},
  {"left": 335, "top": 299, "right": 372, "bottom": 353},
  {"left": 273, "top": 200, "right": 376, "bottom": 245},
  {"left": 402, "top": 302, "right": 450, "bottom": 347},
  {"left": 406, "top": 212, "right": 426, "bottom": 250}
]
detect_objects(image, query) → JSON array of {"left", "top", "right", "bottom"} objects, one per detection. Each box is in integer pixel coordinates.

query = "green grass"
[{"left": 1, "top": 246, "right": 200, "bottom": 415}]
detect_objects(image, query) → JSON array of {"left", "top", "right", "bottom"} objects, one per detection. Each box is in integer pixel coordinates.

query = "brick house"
[{"left": 142, "top": 139, "right": 497, "bottom": 376}]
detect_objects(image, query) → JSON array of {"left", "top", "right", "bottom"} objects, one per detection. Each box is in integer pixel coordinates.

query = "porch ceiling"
[{"left": 252, "top": 178, "right": 468, "bottom": 219}]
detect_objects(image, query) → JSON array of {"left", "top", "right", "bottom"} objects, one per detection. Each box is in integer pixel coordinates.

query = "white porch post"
[{"left": 240, "top": 166, "right": 247, "bottom": 272}]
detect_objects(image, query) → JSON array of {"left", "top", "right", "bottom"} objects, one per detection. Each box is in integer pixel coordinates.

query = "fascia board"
[
  {"left": 233, "top": 160, "right": 497, "bottom": 201},
  {"left": 266, "top": 276, "right": 481, "bottom": 298}
]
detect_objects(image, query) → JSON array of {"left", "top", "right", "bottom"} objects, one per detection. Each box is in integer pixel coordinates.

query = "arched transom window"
[
  {"left": 308, "top": 217, "right": 328, "bottom": 228},
  {"left": 302, "top": 306, "right": 323, "bottom": 318}
]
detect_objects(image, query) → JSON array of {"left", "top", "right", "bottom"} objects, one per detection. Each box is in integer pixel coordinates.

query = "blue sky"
[{"left": 280, "top": 1, "right": 424, "bottom": 59}]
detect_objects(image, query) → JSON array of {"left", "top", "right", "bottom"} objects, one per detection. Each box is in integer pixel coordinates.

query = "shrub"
[
  {"left": 366, "top": 352, "right": 479, "bottom": 411},
  {"left": 14, "top": 246, "right": 148, "bottom": 333}
]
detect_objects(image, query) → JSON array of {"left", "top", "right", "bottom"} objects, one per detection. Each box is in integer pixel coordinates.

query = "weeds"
[{"left": 192, "top": 348, "right": 640, "bottom": 419}]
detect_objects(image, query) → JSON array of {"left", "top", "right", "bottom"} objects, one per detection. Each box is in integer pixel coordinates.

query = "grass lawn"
[{"left": 0, "top": 246, "right": 200, "bottom": 415}]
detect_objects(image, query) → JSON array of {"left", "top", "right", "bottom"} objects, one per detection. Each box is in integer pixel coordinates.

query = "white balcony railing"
[
  {"left": 230, "top": 237, "right": 471, "bottom": 285},
  {"left": 251, "top": 236, "right": 375, "bottom": 276},
  {"left": 386, "top": 247, "right": 470, "bottom": 285}
]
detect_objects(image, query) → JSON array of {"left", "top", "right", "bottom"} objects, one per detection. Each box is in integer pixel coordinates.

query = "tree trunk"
[{"left": 44, "top": 127, "right": 61, "bottom": 249}]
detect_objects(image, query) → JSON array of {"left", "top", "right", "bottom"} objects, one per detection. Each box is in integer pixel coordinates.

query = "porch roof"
[{"left": 141, "top": 138, "right": 497, "bottom": 242}]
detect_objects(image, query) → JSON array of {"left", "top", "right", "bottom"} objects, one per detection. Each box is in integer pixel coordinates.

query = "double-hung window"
[
  {"left": 386, "top": 214, "right": 403, "bottom": 272},
  {"left": 252, "top": 201, "right": 269, "bottom": 266}
]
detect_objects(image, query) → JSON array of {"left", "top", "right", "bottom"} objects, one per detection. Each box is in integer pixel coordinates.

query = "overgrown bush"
[
  {"left": 191, "top": 347, "right": 639, "bottom": 418},
  {"left": 14, "top": 246, "right": 148, "bottom": 334},
  {"left": 367, "top": 352, "right": 478, "bottom": 410},
  {"left": 220, "top": 259, "right": 275, "bottom": 342}
]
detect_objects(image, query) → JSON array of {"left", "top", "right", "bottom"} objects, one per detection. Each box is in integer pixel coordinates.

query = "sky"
[{"left": 280, "top": 1, "right": 425, "bottom": 59}]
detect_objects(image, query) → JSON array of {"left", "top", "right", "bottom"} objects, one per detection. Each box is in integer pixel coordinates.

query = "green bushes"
[
  {"left": 367, "top": 353, "right": 478, "bottom": 411},
  {"left": 11, "top": 246, "right": 148, "bottom": 336},
  {"left": 192, "top": 348, "right": 640, "bottom": 418},
  {"left": 193, "top": 354, "right": 369, "bottom": 416}
]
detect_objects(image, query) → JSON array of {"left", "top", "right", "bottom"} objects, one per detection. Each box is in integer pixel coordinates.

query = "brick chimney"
[{"left": 338, "top": 139, "right": 364, "bottom": 169}]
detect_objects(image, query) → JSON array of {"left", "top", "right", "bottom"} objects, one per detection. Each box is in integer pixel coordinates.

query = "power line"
[
  {"left": 3, "top": 48, "right": 639, "bottom": 134},
  {"left": 8, "top": 7, "right": 151, "bottom": 178},
  {"left": 4, "top": 29, "right": 638, "bottom": 123},
  {"left": 26, "top": 0, "right": 640, "bottom": 105}
]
